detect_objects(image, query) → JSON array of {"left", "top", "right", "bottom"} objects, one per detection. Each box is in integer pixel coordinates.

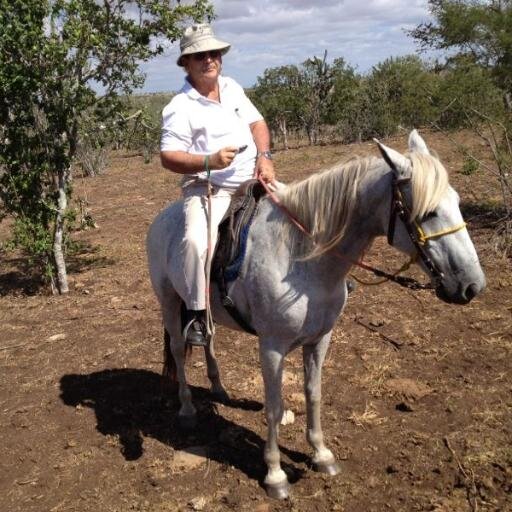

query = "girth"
[{"left": 211, "top": 180, "right": 267, "bottom": 335}]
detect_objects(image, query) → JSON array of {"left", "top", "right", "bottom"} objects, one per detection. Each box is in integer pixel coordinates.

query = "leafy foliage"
[
  {"left": 301, "top": 54, "right": 358, "bottom": 144},
  {"left": 433, "top": 58, "right": 505, "bottom": 128},
  {"left": 410, "top": 0, "right": 512, "bottom": 247},
  {"left": 364, "top": 55, "right": 440, "bottom": 137},
  {"left": 461, "top": 154, "right": 480, "bottom": 175},
  {"left": 249, "top": 65, "right": 307, "bottom": 148},
  {"left": 0, "top": 0, "right": 213, "bottom": 292},
  {"left": 410, "top": 0, "right": 512, "bottom": 102},
  {"left": 251, "top": 54, "right": 442, "bottom": 143},
  {"left": 75, "top": 121, "right": 111, "bottom": 177},
  {"left": 250, "top": 53, "right": 359, "bottom": 146}
]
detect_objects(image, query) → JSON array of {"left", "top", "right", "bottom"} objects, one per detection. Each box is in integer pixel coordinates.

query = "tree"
[
  {"left": 301, "top": 51, "right": 351, "bottom": 145},
  {"left": 323, "top": 58, "right": 361, "bottom": 143},
  {"left": 300, "top": 51, "right": 331, "bottom": 144},
  {"left": 434, "top": 57, "right": 505, "bottom": 128},
  {"left": 0, "top": 0, "right": 213, "bottom": 293},
  {"left": 365, "top": 55, "right": 440, "bottom": 138},
  {"left": 250, "top": 65, "right": 305, "bottom": 149},
  {"left": 251, "top": 52, "right": 358, "bottom": 147},
  {"left": 410, "top": 0, "right": 512, "bottom": 108},
  {"left": 411, "top": 1, "right": 512, "bottom": 250}
]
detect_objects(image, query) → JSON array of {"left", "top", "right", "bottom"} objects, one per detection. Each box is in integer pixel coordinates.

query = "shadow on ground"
[
  {"left": 59, "top": 369, "right": 307, "bottom": 486},
  {"left": 65, "top": 242, "right": 117, "bottom": 274},
  {"left": 0, "top": 244, "right": 116, "bottom": 296},
  {"left": 0, "top": 254, "right": 46, "bottom": 295},
  {"left": 461, "top": 200, "right": 508, "bottom": 228}
]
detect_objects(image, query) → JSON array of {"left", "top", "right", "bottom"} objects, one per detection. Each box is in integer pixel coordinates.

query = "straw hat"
[{"left": 177, "top": 23, "right": 230, "bottom": 66}]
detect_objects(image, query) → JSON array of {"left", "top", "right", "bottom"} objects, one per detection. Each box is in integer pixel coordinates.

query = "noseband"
[{"left": 387, "top": 175, "right": 466, "bottom": 288}]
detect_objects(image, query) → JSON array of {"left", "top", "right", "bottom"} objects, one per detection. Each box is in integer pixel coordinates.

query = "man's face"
[{"left": 183, "top": 50, "right": 222, "bottom": 85}]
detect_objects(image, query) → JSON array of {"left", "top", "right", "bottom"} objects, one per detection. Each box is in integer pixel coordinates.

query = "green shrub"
[
  {"left": 460, "top": 155, "right": 480, "bottom": 176},
  {"left": 435, "top": 60, "right": 505, "bottom": 129},
  {"left": 364, "top": 55, "right": 440, "bottom": 138}
]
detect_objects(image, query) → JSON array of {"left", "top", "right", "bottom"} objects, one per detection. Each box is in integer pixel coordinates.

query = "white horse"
[{"left": 146, "top": 130, "right": 485, "bottom": 499}]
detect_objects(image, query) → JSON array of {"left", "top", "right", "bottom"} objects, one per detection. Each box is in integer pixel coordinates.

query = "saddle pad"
[{"left": 212, "top": 180, "right": 266, "bottom": 283}]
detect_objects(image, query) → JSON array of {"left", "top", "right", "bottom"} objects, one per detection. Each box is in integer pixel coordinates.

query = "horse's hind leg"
[
  {"left": 161, "top": 297, "right": 197, "bottom": 429},
  {"left": 260, "top": 339, "right": 290, "bottom": 499},
  {"left": 162, "top": 327, "right": 178, "bottom": 392},
  {"left": 204, "top": 337, "right": 229, "bottom": 403},
  {"left": 303, "top": 334, "right": 340, "bottom": 475}
]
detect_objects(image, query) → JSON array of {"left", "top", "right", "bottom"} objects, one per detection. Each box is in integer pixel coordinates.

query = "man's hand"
[
  {"left": 209, "top": 146, "right": 238, "bottom": 169},
  {"left": 255, "top": 155, "right": 275, "bottom": 183}
]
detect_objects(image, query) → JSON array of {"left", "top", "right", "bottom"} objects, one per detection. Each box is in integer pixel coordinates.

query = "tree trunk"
[
  {"left": 305, "top": 123, "right": 314, "bottom": 145},
  {"left": 53, "top": 168, "right": 69, "bottom": 294},
  {"left": 504, "top": 91, "right": 512, "bottom": 112},
  {"left": 278, "top": 117, "right": 289, "bottom": 150}
]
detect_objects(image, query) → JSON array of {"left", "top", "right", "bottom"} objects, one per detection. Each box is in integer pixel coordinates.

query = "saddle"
[{"left": 211, "top": 179, "right": 267, "bottom": 334}]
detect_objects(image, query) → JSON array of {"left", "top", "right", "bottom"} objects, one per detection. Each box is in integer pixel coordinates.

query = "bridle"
[
  {"left": 387, "top": 175, "right": 466, "bottom": 288},
  {"left": 258, "top": 154, "right": 466, "bottom": 291}
]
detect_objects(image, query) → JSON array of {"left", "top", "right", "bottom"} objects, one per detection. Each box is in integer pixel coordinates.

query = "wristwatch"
[{"left": 257, "top": 150, "right": 273, "bottom": 160}]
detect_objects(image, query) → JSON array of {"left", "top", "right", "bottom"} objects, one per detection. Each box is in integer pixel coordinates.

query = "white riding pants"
[{"left": 177, "top": 182, "right": 234, "bottom": 311}]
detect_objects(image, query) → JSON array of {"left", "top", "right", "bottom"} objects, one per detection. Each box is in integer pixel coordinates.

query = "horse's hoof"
[
  {"left": 211, "top": 389, "right": 230, "bottom": 404},
  {"left": 265, "top": 480, "right": 290, "bottom": 500},
  {"left": 313, "top": 460, "right": 340, "bottom": 475},
  {"left": 178, "top": 414, "right": 197, "bottom": 430}
]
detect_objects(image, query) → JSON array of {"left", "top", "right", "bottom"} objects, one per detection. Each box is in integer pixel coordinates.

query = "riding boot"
[{"left": 182, "top": 309, "right": 208, "bottom": 347}]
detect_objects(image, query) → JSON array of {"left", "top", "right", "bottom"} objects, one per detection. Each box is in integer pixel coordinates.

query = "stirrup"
[{"left": 182, "top": 314, "right": 208, "bottom": 347}]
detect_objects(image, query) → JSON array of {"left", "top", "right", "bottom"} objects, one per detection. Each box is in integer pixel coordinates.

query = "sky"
[{"left": 140, "top": 0, "right": 434, "bottom": 94}]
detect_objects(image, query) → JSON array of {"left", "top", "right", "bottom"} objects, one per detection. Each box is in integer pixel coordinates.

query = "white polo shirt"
[{"left": 161, "top": 75, "right": 263, "bottom": 190}]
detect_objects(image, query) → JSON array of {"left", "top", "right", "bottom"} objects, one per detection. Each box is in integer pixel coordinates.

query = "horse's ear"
[
  {"left": 408, "top": 129, "right": 430, "bottom": 155},
  {"left": 373, "top": 138, "right": 411, "bottom": 180}
]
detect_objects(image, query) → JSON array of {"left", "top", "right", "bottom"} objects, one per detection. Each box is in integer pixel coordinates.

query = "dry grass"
[
  {"left": 348, "top": 402, "right": 387, "bottom": 428},
  {"left": 351, "top": 346, "right": 398, "bottom": 396}
]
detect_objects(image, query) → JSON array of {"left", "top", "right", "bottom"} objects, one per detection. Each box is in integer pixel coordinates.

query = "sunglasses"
[{"left": 191, "top": 50, "right": 222, "bottom": 61}]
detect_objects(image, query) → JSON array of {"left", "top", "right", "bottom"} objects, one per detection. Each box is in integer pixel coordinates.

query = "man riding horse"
[{"left": 159, "top": 23, "right": 276, "bottom": 347}]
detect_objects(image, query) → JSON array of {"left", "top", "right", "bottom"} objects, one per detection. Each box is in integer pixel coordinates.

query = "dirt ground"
[{"left": 1, "top": 130, "right": 511, "bottom": 512}]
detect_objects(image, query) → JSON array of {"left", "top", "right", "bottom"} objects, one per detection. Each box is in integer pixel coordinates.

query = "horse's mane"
[
  {"left": 407, "top": 152, "right": 449, "bottom": 221},
  {"left": 275, "top": 152, "right": 449, "bottom": 259},
  {"left": 275, "top": 156, "right": 370, "bottom": 259}
]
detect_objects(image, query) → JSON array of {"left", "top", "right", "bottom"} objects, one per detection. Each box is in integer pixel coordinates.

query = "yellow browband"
[{"left": 414, "top": 221, "right": 467, "bottom": 245}]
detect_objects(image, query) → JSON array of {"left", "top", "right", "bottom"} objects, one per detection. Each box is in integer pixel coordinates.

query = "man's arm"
[
  {"left": 250, "top": 119, "right": 275, "bottom": 183},
  {"left": 160, "top": 147, "right": 239, "bottom": 174}
]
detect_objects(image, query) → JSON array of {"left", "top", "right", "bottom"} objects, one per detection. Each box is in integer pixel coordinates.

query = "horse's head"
[{"left": 375, "top": 130, "right": 486, "bottom": 304}]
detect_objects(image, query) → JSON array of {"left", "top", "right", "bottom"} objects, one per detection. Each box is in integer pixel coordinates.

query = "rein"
[
  {"left": 204, "top": 156, "right": 215, "bottom": 340},
  {"left": 257, "top": 168, "right": 465, "bottom": 291}
]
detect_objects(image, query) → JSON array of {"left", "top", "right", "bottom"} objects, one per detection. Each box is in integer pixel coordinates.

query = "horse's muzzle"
[{"left": 435, "top": 280, "right": 485, "bottom": 305}]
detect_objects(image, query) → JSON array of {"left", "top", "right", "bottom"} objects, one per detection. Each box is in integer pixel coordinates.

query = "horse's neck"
[
  {"left": 253, "top": 163, "right": 392, "bottom": 284},
  {"left": 337, "top": 163, "right": 392, "bottom": 260}
]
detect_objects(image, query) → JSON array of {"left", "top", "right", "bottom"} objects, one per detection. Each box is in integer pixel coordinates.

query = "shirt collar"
[{"left": 182, "top": 75, "right": 227, "bottom": 101}]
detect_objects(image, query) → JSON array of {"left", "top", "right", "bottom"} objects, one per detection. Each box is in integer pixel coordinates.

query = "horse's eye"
[{"left": 422, "top": 211, "right": 438, "bottom": 221}]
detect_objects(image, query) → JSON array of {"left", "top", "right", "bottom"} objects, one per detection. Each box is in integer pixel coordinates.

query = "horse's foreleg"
[
  {"left": 161, "top": 307, "right": 197, "bottom": 428},
  {"left": 204, "top": 336, "right": 229, "bottom": 403},
  {"left": 260, "top": 341, "right": 289, "bottom": 499},
  {"left": 303, "top": 335, "right": 340, "bottom": 475}
]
